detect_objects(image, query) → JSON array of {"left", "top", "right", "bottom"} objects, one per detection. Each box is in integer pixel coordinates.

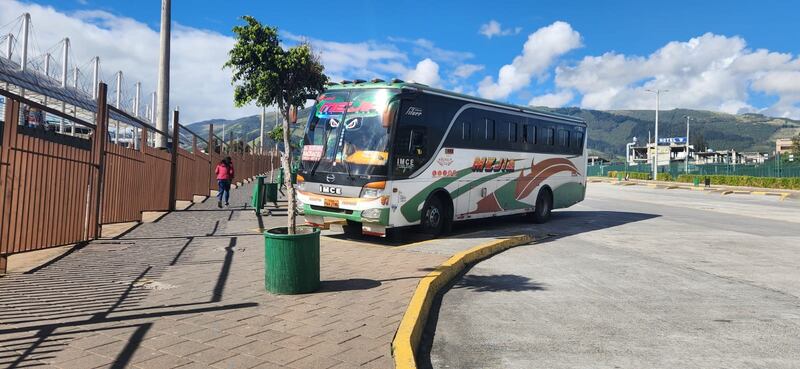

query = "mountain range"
[{"left": 187, "top": 107, "right": 800, "bottom": 158}]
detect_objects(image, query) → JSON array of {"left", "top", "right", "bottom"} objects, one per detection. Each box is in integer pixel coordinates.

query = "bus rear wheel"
[
  {"left": 530, "top": 189, "right": 552, "bottom": 224},
  {"left": 421, "top": 196, "right": 449, "bottom": 237}
]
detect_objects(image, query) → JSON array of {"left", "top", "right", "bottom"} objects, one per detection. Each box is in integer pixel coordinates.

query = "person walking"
[{"left": 215, "top": 157, "right": 235, "bottom": 207}]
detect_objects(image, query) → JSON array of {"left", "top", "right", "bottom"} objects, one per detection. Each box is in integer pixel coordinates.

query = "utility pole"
[
  {"left": 114, "top": 71, "right": 122, "bottom": 143},
  {"left": 685, "top": 116, "right": 691, "bottom": 174},
  {"left": 71, "top": 66, "right": 79, "bottom": 133},
  {"left": 260, "top": 106, "right": 266, "bottom": 154},
  {"left": 134, "top": 82, "right": 141, "bottom": 149},
  {"left": 155, "top": 0, "right": 171, "bottom": 148},
  {"left": 60, "top": 37, "right": 70, "bottom": 134},
  {"left": 92, "top": 57, "right": 99, "bottom": 99},
  {"left": 4, "top": 34, "right": 12, "bottom": 59},
  {"left": 20, "top": 13, "right": 30, "bottom": 71},
  {"left": 645, "top": 89, "right": 668, "bottom": 180},
  {"left": 43, "top": 53, "right": 50, "bottom": 106}
]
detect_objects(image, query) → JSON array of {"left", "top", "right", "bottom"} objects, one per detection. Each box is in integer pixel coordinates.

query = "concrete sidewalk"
[{"left": 0, "top": 181, "right": 463, "bottom": 369}]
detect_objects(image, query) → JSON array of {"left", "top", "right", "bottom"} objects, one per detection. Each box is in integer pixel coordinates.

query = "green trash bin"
[
  {"left": 693, "top": 177, "right": 700, "bottom": 187},
  {"left": 252, "top": 176, "right": 266, "bottom": 213},
  {"left": 264, "top": 182, "right": 278, "bottom": 204},
  {"left": 617, "top": 172, "right": 623, "bottom": 181},
  {"left": 264, "top": 227, "right": 320, "bottom": 294}
]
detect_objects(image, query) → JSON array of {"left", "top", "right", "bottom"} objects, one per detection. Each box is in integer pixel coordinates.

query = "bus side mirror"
[
  {"left": 382, "top": 101, "right": 399, "bottom": 128},
  {"left": 288, "top": 106, "right": 298, "bottom": 124}
]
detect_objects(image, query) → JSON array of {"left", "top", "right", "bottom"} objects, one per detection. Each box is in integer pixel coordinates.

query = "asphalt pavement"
[{"left": 424, "top": 182, "right": 800, "bottom": 369}]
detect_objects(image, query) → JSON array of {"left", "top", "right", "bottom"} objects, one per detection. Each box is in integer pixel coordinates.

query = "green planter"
[{"left": 264, "top": 226, "right": 320, "bottom": 294}]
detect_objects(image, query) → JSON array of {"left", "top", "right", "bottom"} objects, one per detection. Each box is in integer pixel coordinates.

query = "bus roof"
[{"left": 324, "top": 81, "right": 586, "bottom": 125}]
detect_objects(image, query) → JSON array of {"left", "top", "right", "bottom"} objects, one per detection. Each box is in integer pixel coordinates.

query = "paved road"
[{"left": 425, "top": 182, "right": 800, "bottom": 369}]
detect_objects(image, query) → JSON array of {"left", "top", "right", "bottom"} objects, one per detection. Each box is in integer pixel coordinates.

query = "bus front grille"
[{"left": 310, "top": 205, "right": 353, "bottom": 215}]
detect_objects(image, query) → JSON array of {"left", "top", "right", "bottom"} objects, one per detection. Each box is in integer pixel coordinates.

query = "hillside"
[
  {"left": 540, "top": 107, "right": 800, "bottom": 158},
  {"left": 188, "top": 107, "right": 800, "bottom": 158},
  {"left": 186, "top": 108, "right": 312, "bottom": 147}
]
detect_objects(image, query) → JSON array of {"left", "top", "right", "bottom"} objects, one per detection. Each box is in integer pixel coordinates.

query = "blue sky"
[{"left": 2, "top": 0, "right": 800, "bottom": 121}]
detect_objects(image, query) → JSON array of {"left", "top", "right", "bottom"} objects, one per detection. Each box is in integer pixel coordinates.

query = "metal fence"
[
  {"left": 588, "top": 160, "right": 800, "bottom": 178},
  {"left": 0, "top": 83, "right": 276, "bottom": 273}
]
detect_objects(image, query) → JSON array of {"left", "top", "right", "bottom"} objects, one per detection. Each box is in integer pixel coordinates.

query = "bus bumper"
[{"left": 303, "top": 204, "right": 390, "bottom": 227}]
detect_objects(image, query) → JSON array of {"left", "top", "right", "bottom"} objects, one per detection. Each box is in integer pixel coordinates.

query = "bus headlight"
[
  {"left": 362, "top": 208, "right": 382, "bottom": 220},
  {"left": 360, "top": 181, "right": 386, "bottom": 199},
  {"left": 360, "top": 188, "right": 382, "bottom": 198}
]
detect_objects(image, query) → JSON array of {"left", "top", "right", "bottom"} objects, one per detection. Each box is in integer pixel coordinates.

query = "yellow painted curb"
[{"left": 391, "top": 234, "right": 533, "bottom": 369}]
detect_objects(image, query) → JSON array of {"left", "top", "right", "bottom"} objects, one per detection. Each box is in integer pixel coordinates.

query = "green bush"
[{"left": 676, "top": 175, "right": 800, "bottom": 190}]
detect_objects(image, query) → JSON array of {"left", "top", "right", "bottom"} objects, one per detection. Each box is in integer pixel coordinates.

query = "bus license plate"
[
  {"left": 324, "top": 198, "right": 340, "bottom": 208},
  {"left": 320, "top": 185, "right": 342, "bottom": 195}
]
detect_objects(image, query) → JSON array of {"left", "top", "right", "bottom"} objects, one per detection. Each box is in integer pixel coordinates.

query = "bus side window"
[
  {"left": 540, "top": 127, "right": 555, "bottom": 146},
  {"left": 529, "top": 125, "right": 537, "bottom": 145},
  {"left": 508, "top": 122, "right": 517, "bottom": 142},
  {"left": 574, "top": 131, "right": 584, "bottom": 154},
  {"left": 485, "top": 119, "right": 495, "bottom": 140},
  {"left": 462, "top": 122, "right": 471, "bottom": 141},
  {"left": 558, "top": 129, "right": 570, "bottom": 148},
  {"left": 409, "top": 129, "right": 427, "bottom": 157}
]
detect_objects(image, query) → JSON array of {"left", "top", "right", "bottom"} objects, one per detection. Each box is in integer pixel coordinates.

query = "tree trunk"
[{"left": 281, "top": 107, "right": 296, "bottom": 234}]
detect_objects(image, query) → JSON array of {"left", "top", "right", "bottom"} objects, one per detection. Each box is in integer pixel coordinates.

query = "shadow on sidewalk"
[{"left": 319, "top": 278, "right": 381, "bottom": 292}]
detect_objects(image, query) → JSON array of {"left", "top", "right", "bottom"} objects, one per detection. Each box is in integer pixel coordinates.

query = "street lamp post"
[
  {"left": 685, "top": 116, "right": 691, "bottom": 174},
  {"left": 645, "top": 89, "right": 668, "bottom": 180}
]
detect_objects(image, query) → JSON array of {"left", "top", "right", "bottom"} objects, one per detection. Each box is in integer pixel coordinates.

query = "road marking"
[{"left": 392, "top": 234, "right": 534, "bottom": 369}]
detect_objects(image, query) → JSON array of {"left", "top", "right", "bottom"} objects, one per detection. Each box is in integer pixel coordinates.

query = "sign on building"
[{"left": 658, "top": 137, "right": 687, "bottom": 144}]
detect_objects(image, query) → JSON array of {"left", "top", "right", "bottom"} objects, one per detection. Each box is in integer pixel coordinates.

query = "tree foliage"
[{"left": 224, "top": 16, "right": 328, "bottom": 233}]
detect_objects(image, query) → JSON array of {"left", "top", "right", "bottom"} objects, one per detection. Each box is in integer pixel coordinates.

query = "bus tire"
[
  {"left": 421, "top": 196, "right": 448, "bottom": 237},
  {"left": 344, "top": 220, "right": 362, "bottom": 237},
  {"left": 531, "top": 188, "right": 552, "bottom": 224}
]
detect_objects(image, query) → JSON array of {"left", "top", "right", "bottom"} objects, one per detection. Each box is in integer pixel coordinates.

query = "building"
[
  {"left": 776, "top": 138, "right": 795, "bottom": 154},
  {"left": 627, "top": 140, "right": 693, "bottom": 166},
  {"left": 588, "top": 155, "right": 610, "bottom": 166}
]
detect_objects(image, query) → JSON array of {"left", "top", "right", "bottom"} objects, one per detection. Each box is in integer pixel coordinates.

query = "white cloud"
[
  {"left": 478, "top": 21, "right": 581, "bottom": 100},
  {"left": 529, "top": 90, "right": 574, "bottom": 107},
  {"left": 0, "top": 0, "right": 259, "bottom": 122},
  {"left": 453, "top": 64, "right": 484, "bottom": 79},
  {"left": 554, "top": 32, "right": 800, "bottom": 118},
  {"left": 479, "top": 20, "right": 522, "bottom": 39},
  {"left": 388, "top": 37, "right": 473, "bottom": 65},
  {"left": 404, "top": 58, "right": 441, "bottom": 87}
]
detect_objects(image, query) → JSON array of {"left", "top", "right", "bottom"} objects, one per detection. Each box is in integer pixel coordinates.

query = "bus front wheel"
[
  {"left": 421, "top": 196, "right": 449, "bottom": 237},
  {"left": 530, "top": 189, "right": 552, "bottom": 224}
]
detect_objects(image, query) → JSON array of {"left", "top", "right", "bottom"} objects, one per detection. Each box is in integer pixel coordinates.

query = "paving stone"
[
  {"left": 0, "top": 181, "right": 451, "bottom": 369},
  {"left": 184, "top": 346, "right": 237, "bottom": 365},
  {"left": 230, "top": 341, "right": 282, "bottom": 357},
  {"left": 158, "top": 340, "right": 211, "bottom": 357},
  {"left": 286, "top": 354, "right": 343, "bottom": 369},
  {"left": 260, "top": 346, "right": 312, "bottom": 366},
  {"left": 133, "top": 353, "right": 193, "bottom": 369},
  {"left": 204, "top": 334, "right": 254, "bottom": 350},
  {"left": 56, "top": 352, "right": 114, "bottom": 369},
  {"left": 210, "top": 354, "right": 268, "bottom": 369}
]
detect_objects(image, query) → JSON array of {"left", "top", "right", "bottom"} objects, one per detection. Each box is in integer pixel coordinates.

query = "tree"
[
  {"left": 792, "top": 134, "right": 800, "bottom": 158},
  {"left": 225, "top": 16, "right": 328, "bottom": 234}
]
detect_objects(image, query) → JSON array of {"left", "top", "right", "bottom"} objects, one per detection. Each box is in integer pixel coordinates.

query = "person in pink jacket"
[{"left": 215, "top": 157, "right": 234, "bottom": 207}]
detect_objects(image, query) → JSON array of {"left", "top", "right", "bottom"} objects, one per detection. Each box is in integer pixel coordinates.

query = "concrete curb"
[
  {"left": 391, "top": 234, "right": 533, "bottom": 369},
  {"left": 593, "top": 177, "right": 799, "bottom": 201}
]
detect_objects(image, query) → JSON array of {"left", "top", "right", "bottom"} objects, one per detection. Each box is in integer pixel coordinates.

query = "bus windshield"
[{"left": 302, "top": 88, "right": 399, "bottom": 177}]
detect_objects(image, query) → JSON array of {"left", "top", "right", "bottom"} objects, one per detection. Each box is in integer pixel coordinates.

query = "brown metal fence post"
[
  {"left": 168, "top": 110, "right": 179, "bottom": 211},
  {"left": 208, "top": 124, "right": 215, "bottom": 193},
  {"left": 0, "top": 98, "right": 21, "bottom": 273},
  {"left": 88, "top": 83, "right": 109, "bottom": 240}
]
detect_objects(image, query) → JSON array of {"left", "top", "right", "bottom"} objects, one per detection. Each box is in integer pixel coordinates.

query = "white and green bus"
[{"left": 297, "top": 79, "right": 587, "bottom": 238}]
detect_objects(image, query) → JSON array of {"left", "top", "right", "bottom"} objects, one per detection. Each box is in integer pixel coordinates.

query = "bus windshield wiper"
[
  {"left": 309, "top": 124, "right": 333, "bottom": 176},
  {"left": 340, "top": 126, "right": 354, "bottom": 180}
]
